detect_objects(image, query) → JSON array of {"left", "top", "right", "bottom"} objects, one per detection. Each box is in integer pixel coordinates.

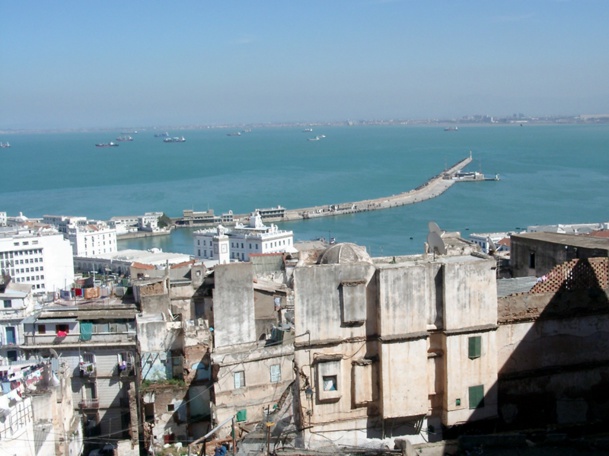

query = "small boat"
[
  {"left": 302, "top": 128, "right": 313, "bottom": 132},
  {"left": 116, "top": 135, "right": 133, "bottom": 142},
  {"left": 444, "top": 126, "right": 458, "bottom": 132},
  {"left": 163, "top": 136, "right": 186, "bottom": 142},
  {"left": 95, "top": 142, "right": 119, "bottom": 148},
  {"left": 154, "top": 132, "right": 169, "bottom": 137},
  {"left": 0, "top": 142, "right": 10, "bottom": 148},
  {"left": 307, "top": 134, "right": 326, "bottom": 141},
  {"left": 227, "top": 132, "right": 241, "bottom": 137}
]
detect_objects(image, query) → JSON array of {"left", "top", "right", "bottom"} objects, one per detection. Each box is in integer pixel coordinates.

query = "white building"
[
  {"left": 66, "top": 220, "right": 117, "bottom": 257},
  {"left": 0, "top": 228, "right": 74, "bottom": 294},
  {"left": 138, "top": 212, "right": 163, "bottom": 231},
  {"left": 469, "top": 232, "right": 511, "bottom": 254},
  {"left": 193, "top": 211, "right": 295, "bottom": 263},
  {"left": 0, "top": 279, "right": 35, "bottom": 365},
  {"left": 0, "top": 212, "right": 6, "bottom": 227},
  {"left": 42, "top": 215, "right": 87, "bottom": 234}
]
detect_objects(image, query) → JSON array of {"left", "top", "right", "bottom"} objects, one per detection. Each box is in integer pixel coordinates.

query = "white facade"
[
  {"left": 42, "top": 215, "right": 87, "bottom": 234},
  {"left": 0, "top": 281, "right": 34, "bottom": 365},
  {"left": 469, "top": 232, "right": 510, "bottom": 254},
  {"left": 193, "top": 212, "right": 294, "bottom": 262},
  {"left": 0, "top": 229, "right": 74, "bottom": 294},
  {"left": 67, "top": 221, "right": 117, "bottom": 257},
  {"left": 0, "top": 212, "right": 6, "bottom": 227},
  {"left": 138, "top": 212, "right": 162, "bottom": 231}
]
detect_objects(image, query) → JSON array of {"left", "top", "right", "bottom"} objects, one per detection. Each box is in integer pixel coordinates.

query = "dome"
[{"left": 318, "top": 243, "right": 371, "bottom": 265}]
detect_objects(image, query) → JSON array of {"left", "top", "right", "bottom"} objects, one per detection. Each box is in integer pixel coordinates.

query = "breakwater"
[
  {"left": 280, "top": 155, "right": 472, "bottom": 221},
  {"left": 174, "top": 155, "right": 473, "bottom": 227}
]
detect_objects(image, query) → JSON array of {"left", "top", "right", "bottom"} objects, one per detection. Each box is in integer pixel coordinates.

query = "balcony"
[
  {"left": 23, "top": 332, "right": 136, "bottom": 347},
  {"left": 118, "top": 363, "right": 135, "bottom": 380},
  {"left": 79, "top": 399, "right": 100, "bottom": 409},
  {"left": 79, "top": 362, "right": 97, "bottom": 378}
]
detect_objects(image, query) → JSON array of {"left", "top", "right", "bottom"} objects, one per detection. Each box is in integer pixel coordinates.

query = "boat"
[
  {"left": 163, "top": 136, "right": 186, "bottom": 143},
  {"left": 444, "top": 126, "right": 458, "bottom": 131},
  {"left": 116, "top": 135, "right": 133, "bottom": 142},
  {"left": 302, "top": 128, "right": 313, "bottom": 132},
  {"left": 307, "top": 134, "right": 326, "bottom": 141},
  {"left": 154, "top": 132, "right": 169, "bottom": 137},
  {"left": 0, "top": 142, "right": 10, "bottom": 148},
  {"left": 452, "top": 171, "right": 499, "bottom": 181},
  {"left": 95, "top": 142, "right": 119, "bottom": 148},
  {"left": 227, "top": 132, "right": 241, "bottom": 137}
]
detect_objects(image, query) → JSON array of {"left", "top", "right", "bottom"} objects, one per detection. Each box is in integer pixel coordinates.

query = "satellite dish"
[
  {"left": 487, "top": 236, "right": 497, "bottom": 253},
  {"left": 427, "top": 231, "right": 447, "bottom": 256},
  {"left": 49, "top": 348, "right": 59, "bottom": 358},
  {"left": 428, "top": 221, "right": 443, "bottom": 235}
]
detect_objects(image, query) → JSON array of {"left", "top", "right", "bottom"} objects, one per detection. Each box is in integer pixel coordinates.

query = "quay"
[
  {"left": 172, "top": 154, "right": 479, "bottom": 227},
  {"left": 281, "top": 155, "right": 473, "bottom": 221}
]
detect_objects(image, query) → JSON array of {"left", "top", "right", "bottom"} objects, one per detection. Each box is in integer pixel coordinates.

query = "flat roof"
[
  {"left": 497, "top": 277, "right": 538, "bottom": 297},
  {"left": 511, "top": 232, "right": 609, "bottom": 250},
  {"left": 77, "top": 249, "right": 192, "bottom": 265}
]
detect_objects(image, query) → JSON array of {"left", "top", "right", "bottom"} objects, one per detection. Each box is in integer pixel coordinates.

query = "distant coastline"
[{"left": 2, "top": 113, "right": 609, "bottom": 135}]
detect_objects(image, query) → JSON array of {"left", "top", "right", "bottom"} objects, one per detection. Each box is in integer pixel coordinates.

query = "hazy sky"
[{"left": 2, "top": 1, "right": 608, "bottom": 129}]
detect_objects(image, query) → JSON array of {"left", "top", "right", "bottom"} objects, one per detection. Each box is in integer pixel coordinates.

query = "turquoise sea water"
[{"left": 2, "top": 124, "right": 608, "bottom": 256}]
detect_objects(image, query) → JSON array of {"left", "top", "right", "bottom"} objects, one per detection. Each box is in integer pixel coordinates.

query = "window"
[
  {"left": 56, "top": 324, "right": 69, "bottom": 336},
  {"left": 270, "top": 364, "right": 281, "bottom": 383},
  {"left": 323, "top": 375, "right": 337, "bottom": 391},
  {"left": 468, "top": 336, "right": 481, "bottom": 359},
  {"left": 469, "top": 385, "right": 484, "bottom": 409},
  {"left": 529, "top": 252, "right": 536, "bottom": 269},
  {"left": 3, "top": 300, "right": 11, "bottom": 308},
  {"left": 167, "top": 404, "right": 175, "bottom": 411},
  {"left": 38, "top": 324, "right": 46, "bottom": 334},
  {"left": 234, "top": 371, "right": 245, "bottom": 389},
  {"left": 5, "top": 327, "right": 16, "bottom": 345}
]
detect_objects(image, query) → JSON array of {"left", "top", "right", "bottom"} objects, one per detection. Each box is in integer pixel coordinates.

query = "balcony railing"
[
  {"left": 79, "top": 362, "right": 97, "bottom": 377},
  {"left": 23, "top": 332, "right": 136, "bottom": 346},
  {"left": 79, "top": 399, "right": 99, "bottom": 409}
]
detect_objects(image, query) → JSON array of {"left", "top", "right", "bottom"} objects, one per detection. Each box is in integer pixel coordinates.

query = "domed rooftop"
[{"left": 318, "top": 243, "right": 371, "bottom": 265}]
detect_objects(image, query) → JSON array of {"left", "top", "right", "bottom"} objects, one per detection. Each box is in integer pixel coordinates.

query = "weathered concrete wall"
[
  {"left": 293, "top": 263, "right": 375, "bottom": 344},
  {"left": 213, "top": 263, "right": 256, "bottom": 348},
  {"left": 498, "top": 314, "right": 609, "bottom": 376},
  {"left": 140, "top": 293, "right": 170, "bottom": 316},
  {"left": 143, "top": 385, "right": 190, "bottom": 447},
  {"left": 441, "top": 331, "right": 498, "bottom": 426},
  {"left": 381, "top": 339, "right": 428, "bottom": 419},
  {"left": 496, "top": 286, "right": 609, "bottom": 427},
  {"left": 377, "top": 264, "right": 429, "bottom": 336},
  {"left": 511, "top": 234, "right": 609, "bottom": 278},
  {"left": 213, "top": 343, "right": 294, "bottom": 426},
  {"left": 442, "top": 257, "right": 497, "bottom": 331}
]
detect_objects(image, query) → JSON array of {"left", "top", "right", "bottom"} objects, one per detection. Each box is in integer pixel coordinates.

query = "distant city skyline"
[{"left": 1, "top": 1, "right": 608, "bottom": 130}]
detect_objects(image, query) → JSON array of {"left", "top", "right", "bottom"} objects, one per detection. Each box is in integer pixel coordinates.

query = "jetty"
[
  {"left": 172, "top": 155, "right": 481, "bottom": 227},
  {"left": 280, "top": 154, "right": 473, "bottom": 221}
]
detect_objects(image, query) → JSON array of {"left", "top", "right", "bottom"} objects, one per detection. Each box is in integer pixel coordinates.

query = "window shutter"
[
  {"left": 468, "top": 336, "right": 481, "bottom": 359},
  {"left": 468, "top": 385, "right": 484, "bottom": 409}
]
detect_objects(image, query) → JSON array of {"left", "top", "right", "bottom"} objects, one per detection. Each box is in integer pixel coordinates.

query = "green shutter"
[
  {"left": 468, "top": 336, "right": 481, "bottom": 359},
  {"left": 468, "top": 385, "right": 484, "bottom": 409},
  {"left": 236, "top": 409, "right": 247, "bottom": 422}
]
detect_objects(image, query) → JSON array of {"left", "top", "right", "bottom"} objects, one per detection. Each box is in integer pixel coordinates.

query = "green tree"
[{"left": 158, "top": 213, "right": 173, "bottom": 228}]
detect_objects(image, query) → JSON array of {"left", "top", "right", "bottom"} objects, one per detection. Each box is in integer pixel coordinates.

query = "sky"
[{"left": 1, "top": 1, "right": 608, "bottom": 130}]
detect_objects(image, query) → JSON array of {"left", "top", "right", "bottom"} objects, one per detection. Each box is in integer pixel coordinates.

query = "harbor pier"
[
  {"left": 280, "top": 155, "right": 472, "bottom": 221},
  {"left": 172, "top": 155, "right": 478, "bottom": 227}
]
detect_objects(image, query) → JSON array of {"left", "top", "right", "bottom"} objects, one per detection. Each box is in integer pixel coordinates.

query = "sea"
[{"left": 2, "top": 124, "right": 608, "bottom": 257}]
